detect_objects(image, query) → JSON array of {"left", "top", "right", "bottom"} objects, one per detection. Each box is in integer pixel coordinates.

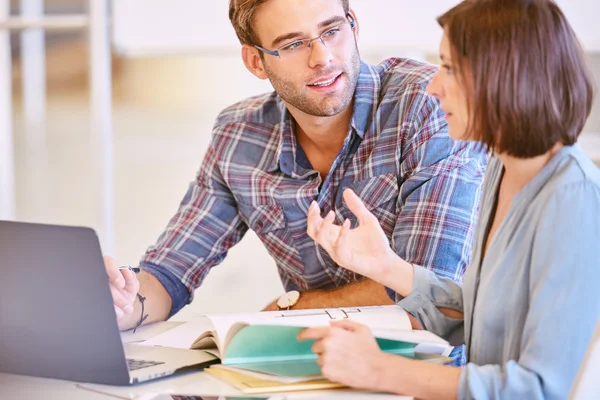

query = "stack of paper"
[{"left": 140, "top": 305, "right": 453, "bottom": 393}]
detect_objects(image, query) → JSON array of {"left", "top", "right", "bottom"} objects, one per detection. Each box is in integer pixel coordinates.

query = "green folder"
[{"left": 222, "top": 325, "right": 416, "bottom": 377}]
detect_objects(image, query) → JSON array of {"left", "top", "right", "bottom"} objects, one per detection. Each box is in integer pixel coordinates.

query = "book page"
[
  {"left": 249, "top": 305, "right": 412, "bottom": 331},
  {"left": 201, "top": 312, "right": 271, "bottom": 353},
  {"left": 373, "top": 328, "right": 453, "bottom": 356},
  {"left": 373, "top": 328, "right": 449, "bottom": 345},
  {"left": 141, "top": 316, "right": 216, "bottom": 349},
  {"left": 206, "top": 305, "right": 411, "bottom": 353},
  {"left": 210, "top": 364, "right": 323, "bottom": 383},
  {"left": 139, "top": 305, "right": 412, "bottom": 355},
  {"left": 120, "top": 320, "right": 184, "bottom": 344}
]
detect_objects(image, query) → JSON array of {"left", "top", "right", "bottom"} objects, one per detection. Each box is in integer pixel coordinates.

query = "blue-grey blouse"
[{"left": 399, "top": 144, "right": 600, "bottom": 399}]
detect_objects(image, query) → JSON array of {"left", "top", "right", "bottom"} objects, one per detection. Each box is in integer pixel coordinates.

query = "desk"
[
  {"left": 0, "top": 322, "right": 412, "bottom": 400},
  {"left": 0, "top": 372, "right": 112, "bottom": 400},
  {"left": 0, "top": 372, "right": 412, "bottom": 400}
]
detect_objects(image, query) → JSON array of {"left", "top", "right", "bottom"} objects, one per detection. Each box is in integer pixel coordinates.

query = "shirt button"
[
  {"left": 256, "top": 221, "right": 264, "bottom": 228},
  {"left": 415, "top": 294, "right": 422, "bottom": 302}
]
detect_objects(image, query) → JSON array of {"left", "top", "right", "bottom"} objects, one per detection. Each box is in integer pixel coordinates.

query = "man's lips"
[{"left": 308, "top": 73, "right": 342, "bottom": 87}]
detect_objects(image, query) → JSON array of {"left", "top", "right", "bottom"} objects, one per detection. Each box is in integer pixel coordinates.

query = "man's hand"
[
  {"left": 307, "top": 190, "right": 416, "bottom": 298},
  {"left": 104, "top": 256, "right": 140, "bottom": 322},
  {"left": 307, "top": 190, "right": 398, "bottom": 282}
]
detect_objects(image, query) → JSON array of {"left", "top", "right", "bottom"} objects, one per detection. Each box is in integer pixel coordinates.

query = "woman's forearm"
[
  {"left": 375, "top": 353, "right": 462, "bottom": 400},
  {"left": 377, "top": 251, "right": 415, "bottom": 297},
  {"left": 379, "top": 252, "right": 464, "bottom": 320}
]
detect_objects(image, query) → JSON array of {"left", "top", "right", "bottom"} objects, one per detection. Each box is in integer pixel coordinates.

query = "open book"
[{"left": 141, "top": 305, "right": 452, "bottom": 378}]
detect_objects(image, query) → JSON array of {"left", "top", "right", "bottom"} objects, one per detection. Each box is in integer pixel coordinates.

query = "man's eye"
[
  {"left": 323, "top": 28, "right": 341, "bottom": 38},
  {"left": 283, "top": 41, "right": 305, "bottom": 51}
]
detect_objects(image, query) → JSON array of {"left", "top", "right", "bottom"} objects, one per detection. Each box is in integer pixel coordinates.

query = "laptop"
[
  {"left": 569, "top": 319, "right": 600, "bottom": 399},
  {"left": 0, "top": 221, "right": 218, "bottom": 385}
]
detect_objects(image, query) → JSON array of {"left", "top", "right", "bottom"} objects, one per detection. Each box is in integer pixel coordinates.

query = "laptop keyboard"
[{"left": 127, "top": 358, "right": 165, "bottom": 371}]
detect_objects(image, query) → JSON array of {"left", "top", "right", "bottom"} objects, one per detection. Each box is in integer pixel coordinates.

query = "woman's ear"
[{"left": 241, "top": 45, "right": 268, "bottom": 80}]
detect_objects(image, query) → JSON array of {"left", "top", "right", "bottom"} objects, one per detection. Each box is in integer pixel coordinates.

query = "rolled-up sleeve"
[{"left": 398, "top": 265, "right": 465, "bottom": 346}]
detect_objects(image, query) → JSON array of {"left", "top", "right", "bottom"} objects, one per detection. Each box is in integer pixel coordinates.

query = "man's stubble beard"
[{"left": 264, "top": 47, "right": 361, "bottom": 117}]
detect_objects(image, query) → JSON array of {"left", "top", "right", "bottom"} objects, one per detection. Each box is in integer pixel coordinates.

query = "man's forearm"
[
  {"left": 118, "top": 271, "right": 173, "bottom": 331},
  {"left": 292, "top": 278, "right": 395, "bottom": 309}
]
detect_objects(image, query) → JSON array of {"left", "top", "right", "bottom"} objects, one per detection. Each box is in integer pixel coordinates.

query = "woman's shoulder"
[
  {"left": 529, "top": 146, "right": 600, "bottom": 230},
  {"left": 543, "top": 145, "right": 600, "bottom": 197}
]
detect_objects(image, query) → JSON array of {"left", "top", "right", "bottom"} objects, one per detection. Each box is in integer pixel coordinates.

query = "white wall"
[{"left": 112, "top": 0, "right": 600, "bottom": 56}]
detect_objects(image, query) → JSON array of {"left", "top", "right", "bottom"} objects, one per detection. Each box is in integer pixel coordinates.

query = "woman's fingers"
[{"left": 298, "top": 326, "right": 331, "bottom": 341}]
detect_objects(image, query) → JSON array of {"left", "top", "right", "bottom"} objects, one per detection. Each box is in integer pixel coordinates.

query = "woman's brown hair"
[{"left": 438, "top": 0, "right": 595, "bottom": 157}]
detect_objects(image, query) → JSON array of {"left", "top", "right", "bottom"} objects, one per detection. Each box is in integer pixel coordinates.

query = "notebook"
[{"left": 141, "top": 305, "right": 453, "bottom": 378}]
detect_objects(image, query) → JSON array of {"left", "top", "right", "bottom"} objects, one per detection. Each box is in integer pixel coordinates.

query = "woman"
[{"left": 298, "top": 0, "right": 600, "bottom": 399}]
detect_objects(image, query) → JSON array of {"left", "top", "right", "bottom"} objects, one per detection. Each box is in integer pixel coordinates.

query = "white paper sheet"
[
  {"left": 141, "top": 317, "right": 216, "bottom": 349},
  {"left": 120, "top": 321, "right": 185, "bottom": 344},
  {"left": 140, "top": 306, "right": 427, "bottom": 355}
]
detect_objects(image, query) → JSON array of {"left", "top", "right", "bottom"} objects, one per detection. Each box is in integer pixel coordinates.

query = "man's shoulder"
[
  {"left": 206, "top": 92, "right": 283, "bottom": 170},
  {"left": 376, "top": 57, "right": 438, "bottom": 95},
  {"left": 214, "top": 91, "right": 284, "bottom": 129},
  {"left": 367, "top": 58, "right": 443, "bottom": 128}
]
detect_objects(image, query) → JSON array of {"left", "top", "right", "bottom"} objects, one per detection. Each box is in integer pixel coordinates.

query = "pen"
[{"left": 118, "top": 265, "right": 141, "bottom": 273}]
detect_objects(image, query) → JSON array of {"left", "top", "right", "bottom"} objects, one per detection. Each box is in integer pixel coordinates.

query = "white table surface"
[
  {"left": 0, "top": 371, "right": 412, "bottom": 400},
  {"left": 0, "top": 322, "right": 412, "bottom": 400},
  {"left": 0, "top": 372, "right": 113, "bottom": 400}
]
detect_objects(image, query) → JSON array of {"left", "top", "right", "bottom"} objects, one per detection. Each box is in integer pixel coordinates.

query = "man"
[{"left": 107, "top": 0, "right": 487, "bottom": 335}]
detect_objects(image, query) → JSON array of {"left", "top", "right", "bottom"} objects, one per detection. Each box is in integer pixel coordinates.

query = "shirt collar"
[
  {"left": 350, "top": 61, "right": 381, "bottom": 140},
  {"left": 278, "top": 104, "right": 298, "bottom": 177}
]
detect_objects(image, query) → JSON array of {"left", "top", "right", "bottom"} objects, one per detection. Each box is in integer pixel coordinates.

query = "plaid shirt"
[{"left": 141, "top": 58, "right": 487, "bottom": 314}]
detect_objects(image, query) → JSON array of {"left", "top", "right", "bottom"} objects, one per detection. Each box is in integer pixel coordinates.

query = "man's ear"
[
  {"left": 347, "top": 9, "right": 359, "bottom": 43},
  {"left": 242, "top": 44, "right": 269, "bottom": 80}
]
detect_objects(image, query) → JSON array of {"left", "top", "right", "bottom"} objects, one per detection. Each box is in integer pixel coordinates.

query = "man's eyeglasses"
[{"left": 254, "top": 15, "right": 356, "bottom": 61}]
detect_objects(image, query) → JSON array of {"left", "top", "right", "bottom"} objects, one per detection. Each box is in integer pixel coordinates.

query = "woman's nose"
[{"left": 426, "top": 70, "right": 443, "bottom": 99}]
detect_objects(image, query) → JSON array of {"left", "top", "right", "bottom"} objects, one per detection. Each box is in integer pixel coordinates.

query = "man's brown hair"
[
  {"left": 438, "top": 0, "right": 595, "bottom": 157},
  {"left": 229, "top": 0, "right": 351, "bottom": 47}
]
